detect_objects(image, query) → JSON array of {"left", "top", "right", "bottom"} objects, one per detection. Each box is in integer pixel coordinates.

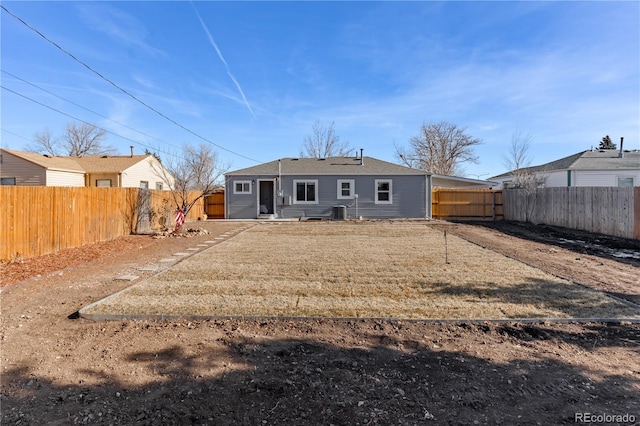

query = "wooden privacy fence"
[
  {"left": 502, "top": 187, "right": 640, "bottom": 240},
  {"left": 0, "top": 187, "right": 204, "bottom": 262},
  {"left": 432, "top": 189, "right": 503, "bottom": 220}
]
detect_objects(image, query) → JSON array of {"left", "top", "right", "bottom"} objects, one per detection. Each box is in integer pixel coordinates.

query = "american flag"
[{"left": 174, "top": 208, "right": 185, "bottom": 231}]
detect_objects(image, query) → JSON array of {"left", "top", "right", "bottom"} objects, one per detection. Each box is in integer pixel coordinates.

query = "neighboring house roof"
[
  {"left": 432, "top": 174, "right": 499, "bottom": 187},
  {"left": 2, "top": 148, "right": 85, "bottom": 173},
  {"left": 74, "top": 155, "right": 154, "bottom": 173},
  {"left": 570, "top": 150, "right": 640, "bottom": 170},
  {"left": 227, "top": 156, "right": 430, "bottom": 176},
  {"left": 2, "top": 149, "right": 163, "bottom": 174},
  {"left": 491, "top": 149, "right": 640, "bottom": 179}
]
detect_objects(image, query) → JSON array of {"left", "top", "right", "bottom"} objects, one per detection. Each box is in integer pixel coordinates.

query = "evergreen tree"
[{"left": 598, "top": 135, "right": 617, "bottom": 150}]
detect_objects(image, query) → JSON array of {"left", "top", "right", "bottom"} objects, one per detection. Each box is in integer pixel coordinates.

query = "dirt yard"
[{"left": 1, "top": 220, "right": 639, "bottom": 425}]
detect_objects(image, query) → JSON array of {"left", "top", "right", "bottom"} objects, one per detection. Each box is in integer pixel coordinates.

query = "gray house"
[{"left": 225, "top": 155, "right": 432, "bottom": 220}]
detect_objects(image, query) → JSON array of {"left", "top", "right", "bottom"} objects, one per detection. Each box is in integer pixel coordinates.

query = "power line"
[
  {"left": 1, "top": 128, "right": 33, "bottom": 143},
  {"left": 2, "top": 69, "right": 183, "bottom": 153},
  {"left": 1, "top": 85, "right": 179, "bottom": 161},
  {"left": 1, "top": 4, "right": 260, "bottom": 163}
]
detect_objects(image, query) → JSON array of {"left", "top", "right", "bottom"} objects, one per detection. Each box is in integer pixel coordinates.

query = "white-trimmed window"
[
  {"left": 294, "top": 180, "right": 318, "bottom": 204},
  {"left": 234, "top": 180, "right": 252, "bottom": 194},
  {"left": 155, "top": 182, "right": 163, "bottom": 190},
  {"left": 337, "top": 179, "right": 355, "bottom": 199},
  {"left": 140, "top": 181, "right": 149, "bottom": 189},
  {"left": 375, "top": 179, "right": 392, "bottom": 204},
  {"left": 96, "top": 179, "right": 112, "bottom": 187},
  {"left": 618, "top": 177, "right": 634, "bottom": 187}
]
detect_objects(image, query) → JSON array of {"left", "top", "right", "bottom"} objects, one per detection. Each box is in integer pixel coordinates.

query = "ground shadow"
[{"left": 2, "top": 320, "right": 639, "bottom": 425}]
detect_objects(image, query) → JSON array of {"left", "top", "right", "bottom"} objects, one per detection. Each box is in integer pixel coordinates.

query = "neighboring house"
[
  {"left": 74, "top": 155, "right": 173, "bottom": 189},
  {"left": 0, "top": 148, "right": 173, "bottom": 189},
  {"left": 490, "top": 149, "right": 640, "bottom": 188},
  {"left": 432, "top": 174, "right": 499, "bottom": 189},
  {"left": 0, "top": 149, "right": 86, "bottom": 186},
  {"left": 225, "top": 155, "right": 432, "bottom": 220}
]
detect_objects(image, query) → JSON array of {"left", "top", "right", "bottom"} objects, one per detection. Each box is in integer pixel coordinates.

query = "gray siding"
[
  {"left": 226, "top": 174, "right": 427, "bottom": 219},
  {"left": 225, "top": 175, "right": 262, "bottom": 219},
  {"left": 1, "top": 152, "right": 46, "bottom": 186}
]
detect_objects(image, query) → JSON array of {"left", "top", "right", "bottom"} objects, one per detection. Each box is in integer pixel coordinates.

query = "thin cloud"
[
  {"left": 190, "top": 2, "right": 256, "bottom": 119},
  {"left": 75, "top": 4, "right": 165, "bottom": 57}
]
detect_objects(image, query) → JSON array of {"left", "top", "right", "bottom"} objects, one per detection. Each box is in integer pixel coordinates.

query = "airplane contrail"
[{"left": 190, "top": 2, "right": 256, "bottom": 119}]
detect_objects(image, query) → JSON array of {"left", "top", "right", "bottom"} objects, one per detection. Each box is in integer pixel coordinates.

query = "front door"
[{"left": 258, "top": 180, "right": 274, "bottom": 215}]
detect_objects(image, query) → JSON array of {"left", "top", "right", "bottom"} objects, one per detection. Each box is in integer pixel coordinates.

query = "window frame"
[
  {"left": 617, "top": 177, "right": 634, "bottom": 187},
  {"left": 139, "top": 181, "right": 149, "bottom": 189},
  {"left": 155, "top": 182, "right": 164, "bottom": 190},
  {"left": 337, "top": 179, "right": 355, "bottom": 199},
  {"left": 293, "top": 179, "right": 319, "bottom": 204},
  {"left": 96, "top": 179, "right": 112, "bottom": 187},
  {"left": 0, "top": 177, "right": 16, "bottom": 186},
  {"left": 233, "top": 180, "right": 252, "bottom": 194},
  {"left": 374, "top": 179, "right": 393, "bottom": 204}
]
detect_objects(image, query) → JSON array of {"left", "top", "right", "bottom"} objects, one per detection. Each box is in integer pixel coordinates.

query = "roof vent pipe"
[
  {"left": 618, "top": 137, "right": 624, "bottom": 158},
  {"left": 360, "top": 148, "right": 364, "bottom": 165},
  {"left": 130, "top": 145, "right": 134, "bottom": 157}
]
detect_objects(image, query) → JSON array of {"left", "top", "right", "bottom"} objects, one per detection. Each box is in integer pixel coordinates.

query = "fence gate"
[
  {"left": 205, "top": 191, "right": 225, "bottom": 219},
  {"left": 432, "top": 189, "right": 503, "bottom": 220}
]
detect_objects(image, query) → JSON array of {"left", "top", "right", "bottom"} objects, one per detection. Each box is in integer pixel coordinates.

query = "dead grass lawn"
[{"left": 82, "top": 222, "right": 640, "bottom": 319}]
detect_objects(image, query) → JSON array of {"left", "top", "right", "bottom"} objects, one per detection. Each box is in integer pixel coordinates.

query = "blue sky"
[{"left": 2, "top": 1, "right": 638, "bottom": 179}]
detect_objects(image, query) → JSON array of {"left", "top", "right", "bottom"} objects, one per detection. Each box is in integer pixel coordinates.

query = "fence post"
[
  {"left": 492, "top": 191, "right": 496, "bottom": 221},
  {"left": 634, "top": 187, "right": 640, "bottom": 240}
]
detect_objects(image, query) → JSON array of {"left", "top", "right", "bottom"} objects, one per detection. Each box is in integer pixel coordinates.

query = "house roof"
[
  {"left": 226, "top": 156, "right": 429, "bottom": 176},
  {"left": 491, "top": 149, "right": 640, "bottom": 179},
  {"left": 74, "top": 155, "right": 153, "bottom": 173},
  {"left": 432, "top": 174, "right": 499, "bottom": 187},
  {"left": 2, "top": 148, "right": 85, "bottom": 173},
  {"left": 1, "top": 149, "right": 158, "bottom": 174}
]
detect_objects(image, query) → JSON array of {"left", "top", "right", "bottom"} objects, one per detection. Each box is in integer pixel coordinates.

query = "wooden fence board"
[
  {"left": 431, "top": 189, "right": 503, "bottom": 220},
  {"left": 635, "top": 187, "right": 640, "bottom": 240},
  {"left": 0, "top": 187, "right": 205, "bottom": 261},
  {"left": 503, "top": 187, "right": 637, "bottom": 239}
]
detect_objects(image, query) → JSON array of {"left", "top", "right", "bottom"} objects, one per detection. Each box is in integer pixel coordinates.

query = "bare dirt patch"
[
  {"left": 2, "top": 220, "right": 639, "bottom": 425},
  {"left": 82, "top": 222, "right": 639, "bottom": 320}
]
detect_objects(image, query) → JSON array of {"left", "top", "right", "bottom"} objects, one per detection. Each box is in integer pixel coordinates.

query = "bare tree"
[
  {"left": 300, "top": 120, "right": 352, "bottom": 158},
  {"left": 156, "top": 143, "right": 230, "bottom": 228},
  {"left": 501, "top": 131, "right": 546, "bottom": 221},
  {"left": 26, "top": 128, "right": 58, "bottom": 156},
  {"left": 503, "top": 130, "right": 533, "bottom": 176},
  {"left": 501, "top": 130, "right": 546, "bottom": 189},
  {"left": 396, "top": 121, "right": 481, "bottom": 175},
  {"left": 27, "top": 122, "right": 116, "bottom": 156},
  {"left": 63, "top": 122, "right": 115, "bottom": 156}
]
